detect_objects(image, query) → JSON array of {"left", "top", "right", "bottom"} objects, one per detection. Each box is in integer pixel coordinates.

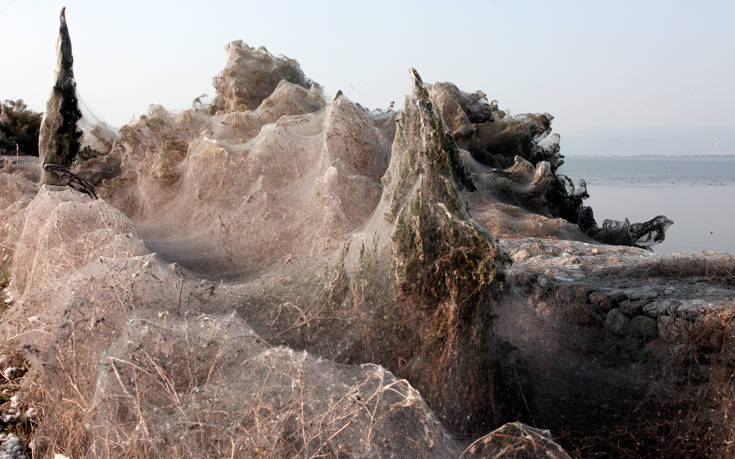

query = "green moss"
[
  {"left": 383, "top": 69, "right": 513, "bottom": 434},
  {"left": 389, "top": 74, "right": 507, "bottom": 315},
  {"left": 392, "top": 181, "right": 505, "bottom": 314}
]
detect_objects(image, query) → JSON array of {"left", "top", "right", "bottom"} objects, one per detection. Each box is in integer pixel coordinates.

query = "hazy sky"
[{"left": 1, "top": 1, "right": 733, "bottom": 154}]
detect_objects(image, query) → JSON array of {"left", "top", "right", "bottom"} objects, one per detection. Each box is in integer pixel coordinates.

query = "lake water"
[{"left": 559, "top": 156, "right": 735, "bottom": 254}]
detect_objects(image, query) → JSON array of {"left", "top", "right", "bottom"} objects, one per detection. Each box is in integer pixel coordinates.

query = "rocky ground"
[{"left": 496, "top": 238, "right": 735, "bottom": 456}]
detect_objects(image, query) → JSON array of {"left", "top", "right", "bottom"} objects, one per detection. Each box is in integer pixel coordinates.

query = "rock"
[
  {"left": 514, "top": 249, "right": 531, "bottom": 262},
  {"left": 675, "top": 299, "right": 709, "bottom": 320},
  {"left": 573, "top": 286, "right": 589, "bottom": 303},
  {"left": 658, "top": 315, "right": 692, "bottom": 344},
  {"left": 629, "top": 316, "right": 658, "bottom": 338},
  {"left": 554, "top": 284, "right": 571, "bottom": 303},
  {"left": 0, "top": 433, "right": 27, "bottom": 459},
  {"left": 606, "top": 308, "right": 629, "bottom": 335},
  {"left": 625, "top": 286, "right": 659, "bottom": 301},
  {"left": 589, "top": 291, "right": 614, "bottom": 311},
  {"left": 3, "top": 367, "right": 18, "bottom": 379},
  {"left": 620, "top": 299, "right": 648, "bottom": 316},
  {"left": 513, "top": 270, "right": 531, "bottom": 286},
  {"left": 642, "top": 299, "right": 678, "bottom": 317}
]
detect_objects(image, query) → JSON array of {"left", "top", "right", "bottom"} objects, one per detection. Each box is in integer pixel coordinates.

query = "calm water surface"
[{"left": 559, "top": 156, "right": 735, "bottom": 254}]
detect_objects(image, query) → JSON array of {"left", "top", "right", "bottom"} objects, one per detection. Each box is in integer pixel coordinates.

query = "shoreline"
[{"left": 586, "top": 183, "right": 735, "bottom": 254}]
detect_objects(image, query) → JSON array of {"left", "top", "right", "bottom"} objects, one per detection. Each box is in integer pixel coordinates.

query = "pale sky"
[{"left": 1, "top": 1, "right": 733, "bottom": 155}]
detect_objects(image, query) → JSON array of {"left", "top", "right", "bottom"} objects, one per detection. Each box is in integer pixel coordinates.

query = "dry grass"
[
  {"left": 24, "top": 333, "right": 97, "bottom": 457},
  {"left": 556, "top": 310, "right": 735, "bottom": 458},
  {"left": 20, "top": 305, "right": 444, "bottom": 458},
  {"left": 460, "top": 422, "right": 570, "bottom": 459}
]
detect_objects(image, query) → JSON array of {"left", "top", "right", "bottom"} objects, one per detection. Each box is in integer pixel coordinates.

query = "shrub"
[{"left": 0, "top": 99, "right": 42, "bottom": 156}]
